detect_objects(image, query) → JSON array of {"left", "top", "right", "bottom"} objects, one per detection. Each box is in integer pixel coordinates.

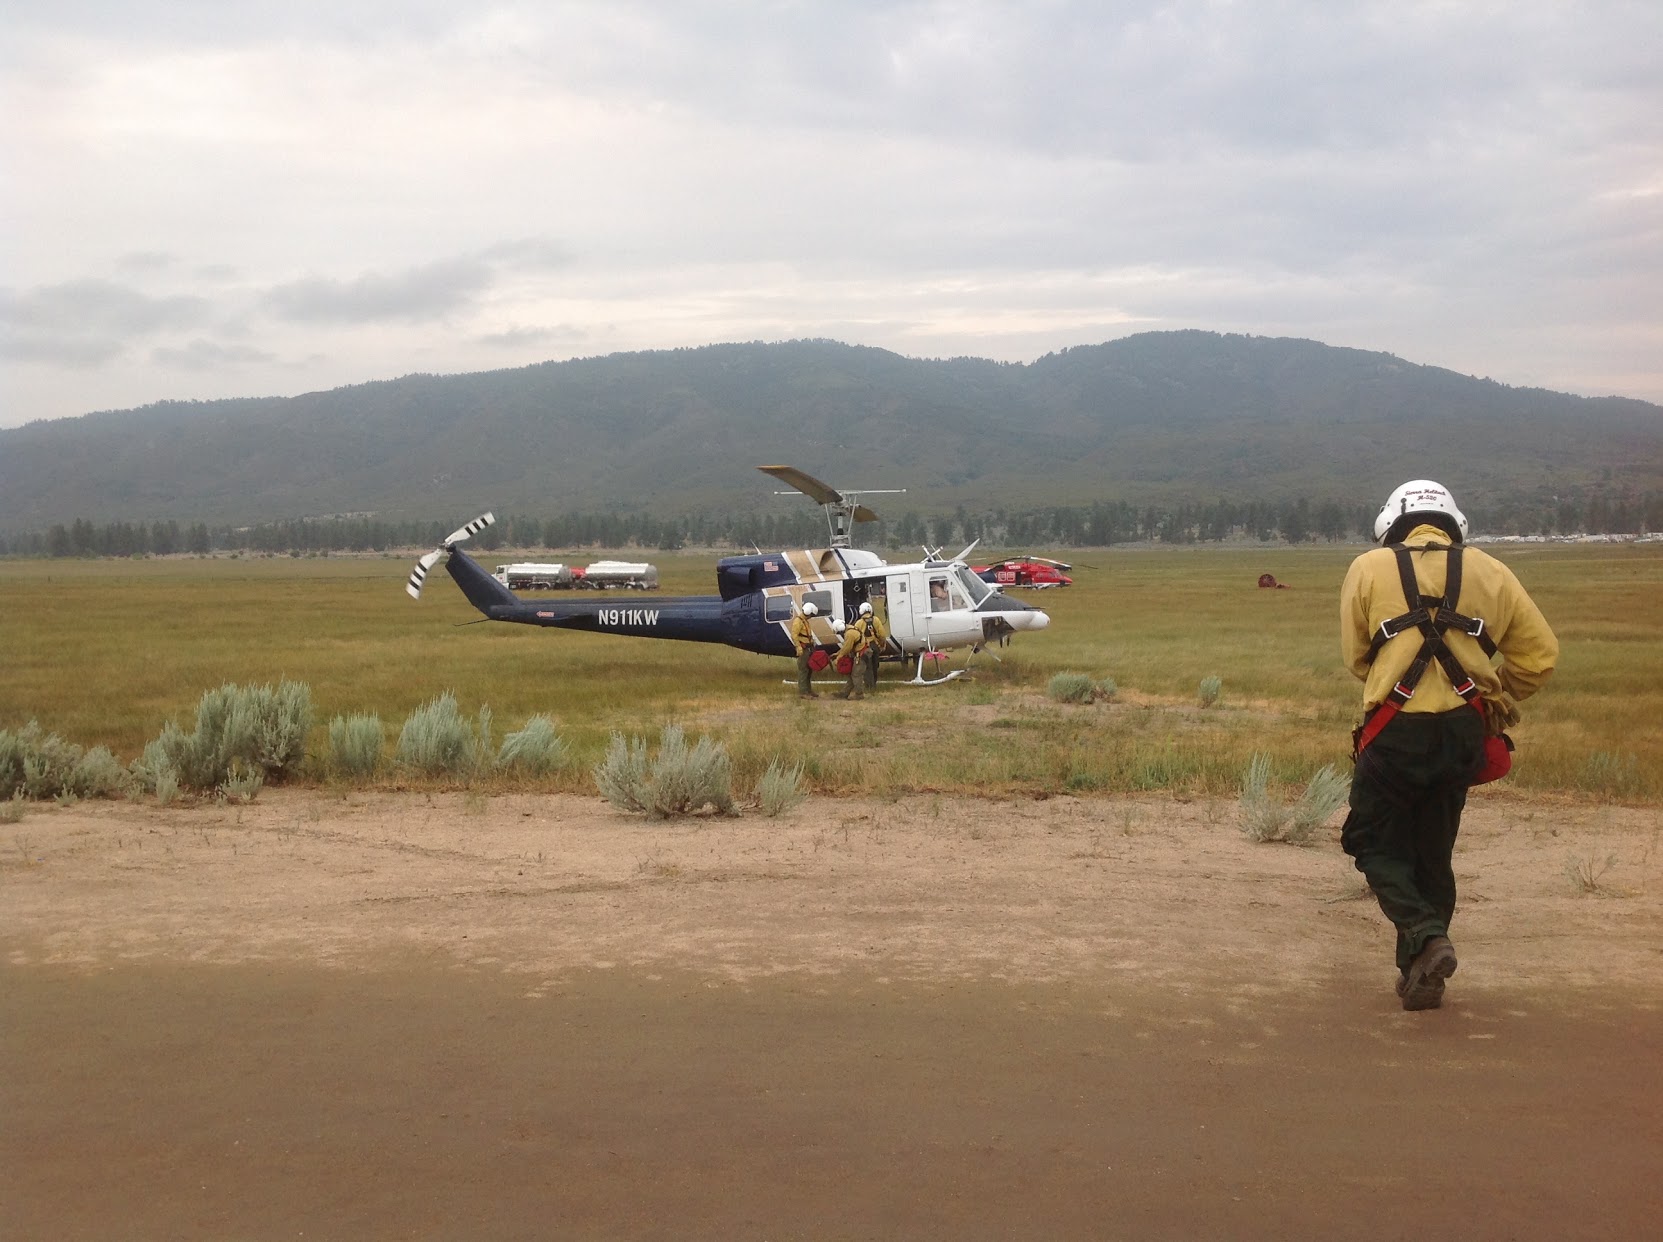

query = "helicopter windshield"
[{"left": 953, "top": 563, "right": 995, "bottom": 606}]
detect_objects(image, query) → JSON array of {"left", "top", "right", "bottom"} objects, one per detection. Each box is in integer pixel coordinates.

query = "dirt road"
[{"left": 4, "top": 789, "right": 1660, "bottom": 1239}]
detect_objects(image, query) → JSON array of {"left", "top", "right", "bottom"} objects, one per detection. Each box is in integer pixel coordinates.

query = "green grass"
[{"left": 2, "top": 543, "right": 1660, "bottom": 801}]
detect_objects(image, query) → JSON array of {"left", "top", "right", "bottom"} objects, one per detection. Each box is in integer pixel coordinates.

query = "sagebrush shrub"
[
  {"left": 496, "top": 715, "right": 569, "bottom": 776},
  {"left": 594, "top": 733, "right": 649, "bottom": 810},
  {"left": 1047, "top": 672, "right": 1095, "bottom": 705},
  {"left": 1238, "top": 753, "right": 1284, "bottom": 842},
  {"left": 220, "top": 760, "right": 265, "bottom": 803},
  {"left": 1, "top": 721, "right": 132, "bottom": 801},
  {"left": 594, "top": 725, "right": 735, "bottom": 819},
  {"left": 755, "top": 758, "right": 807, "bottom": 817},
  {"left": 328, "top": 713, "right": 385, "bottom": 779},
  {"left": 67, "top": 746, "right": 130, "bottom": 799},
  {"left": 138, "top": 681, "right": 313, "bottom": 792},
  {"left": 1285, "top": 765, "right": 1350, "bottom": 844},
  {"left": 1239, "top": 754, "right": 1350, "bottom": 845},
  {"left": 1198, "top": 676, "right": 1222, "bottom": 708},
  {"left": 395, "top": 692, "right": 478, "bottom": 775}
]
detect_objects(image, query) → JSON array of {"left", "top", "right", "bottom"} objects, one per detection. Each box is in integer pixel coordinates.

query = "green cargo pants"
[{"left": 1341, "top": 706, "right": 1485, "bottom": 974}]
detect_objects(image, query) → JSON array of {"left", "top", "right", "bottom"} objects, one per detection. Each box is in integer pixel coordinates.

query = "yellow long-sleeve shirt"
[
  {"left": 834, "top": 617, "right": 871, "bottom": 663},
  {"left": 788, "top": 613, "right": 815, "bottom": 655},
  {"left": 865, "top": 612, "right": 890, "bottom": 651},
  {"left": 1340, "top": 524, "right": 1558, "bottom": 714}
]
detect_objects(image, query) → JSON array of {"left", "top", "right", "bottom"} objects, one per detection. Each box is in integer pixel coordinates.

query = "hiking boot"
[
  {"left": 798, "top": 692, "right": 820, "bottom": 700},
  {"left": 1400, "top": 936, "right": 1458, "bottom": 1011}
]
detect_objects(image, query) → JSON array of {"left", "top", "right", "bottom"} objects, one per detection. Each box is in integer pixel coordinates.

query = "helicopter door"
[{"left": 885, "top": 573, "right": 919, "bottom": 647}]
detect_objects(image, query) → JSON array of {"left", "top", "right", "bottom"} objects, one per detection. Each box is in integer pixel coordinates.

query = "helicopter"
[
  {"left": 974, "top": 556, "right": 1074, "bottom": 589},
  {"left": 405, "top": 465, "right": 1051, "bottom": 685}
]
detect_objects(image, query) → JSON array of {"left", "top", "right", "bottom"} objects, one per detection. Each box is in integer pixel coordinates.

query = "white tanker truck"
[
  {"left": 576, "top": 560, "right": 659, "bottom": 590},
  {"left": 492, "top": 560, "right": 659, "bottom": 591},
  {"left": 493, "top": 562, "right": 574, "bottom": 590}
]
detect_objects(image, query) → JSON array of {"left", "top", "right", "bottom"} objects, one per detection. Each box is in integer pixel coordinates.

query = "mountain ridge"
[{"left": 3, "top": 331, "right": 1659, "bottom": 532}]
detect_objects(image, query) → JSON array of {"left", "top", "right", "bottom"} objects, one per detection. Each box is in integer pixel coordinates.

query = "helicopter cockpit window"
[
  {"left": 953, "top": 564, "right": 994, "bottom": 606},
  {"left": 929, "top": 576, "right": 972, "bottom": 611}
]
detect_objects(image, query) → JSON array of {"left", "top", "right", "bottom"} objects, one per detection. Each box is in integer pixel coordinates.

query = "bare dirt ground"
[{"left": 4, "top": 787, "right": 1661, "bottom": 1240}]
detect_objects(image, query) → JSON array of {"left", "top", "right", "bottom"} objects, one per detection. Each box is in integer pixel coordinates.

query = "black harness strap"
[{"left": 1363, "top": 542, "right": 1498, "bottom": 706}]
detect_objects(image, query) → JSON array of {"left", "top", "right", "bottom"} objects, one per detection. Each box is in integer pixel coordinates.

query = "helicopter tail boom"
[{"left": 444, "top": 544, "right": 519, "bottom": 613}]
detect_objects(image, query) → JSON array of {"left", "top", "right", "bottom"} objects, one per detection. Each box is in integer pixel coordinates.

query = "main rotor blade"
[
  {"left": 758, "top": 465, "right": 843, "bottom": 506},
  {"left": 851, "top": 504, "right": 879, "bottom": 523}
]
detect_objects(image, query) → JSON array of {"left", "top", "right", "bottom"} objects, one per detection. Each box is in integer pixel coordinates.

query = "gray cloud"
[
  {"left": 475, "top": 324, "right": 589, "bottom": 350},
  {"left": 479, "top": 238, "right": 574, "bottom": 272},
  {"left": 0, "top": 279, "right": 210, "bottom": 364},
  {"left": 261, "top": 258, "right": 495, "bottom": 325},
  {"left": 2, "top": 1, "right": 1660, "bottom": 425},
  {"left": 150, "top": 339, "right": 276, "bottom": 369}
]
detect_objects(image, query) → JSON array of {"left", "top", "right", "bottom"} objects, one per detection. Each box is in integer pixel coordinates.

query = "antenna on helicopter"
[
  {"left": 921, "top": 539, "right": 978, "bottom": 565},
  {"left": 759, "top": 465, "right": 905, "bottom": 549}
]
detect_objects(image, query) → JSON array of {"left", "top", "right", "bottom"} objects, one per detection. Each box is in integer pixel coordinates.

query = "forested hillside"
[{"left": 3, "top": 332, "right": 1659, "bottom": 547}]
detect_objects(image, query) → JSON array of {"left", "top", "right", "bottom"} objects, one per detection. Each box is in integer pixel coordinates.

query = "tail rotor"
[{"left": 406, "top": 512, "right": 495, "bottom": 599}]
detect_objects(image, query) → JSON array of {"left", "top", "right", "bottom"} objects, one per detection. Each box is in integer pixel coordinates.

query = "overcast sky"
[{"left": 3, "top": 0, "right": 1660, "bottom": 428}]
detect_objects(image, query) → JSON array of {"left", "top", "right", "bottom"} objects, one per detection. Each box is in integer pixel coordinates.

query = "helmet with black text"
[{"left": 1373, "top": 479, "right": 1468, "bottom": 544}]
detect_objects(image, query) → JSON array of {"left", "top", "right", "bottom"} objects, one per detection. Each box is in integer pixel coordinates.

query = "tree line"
[{"left": 5, "top": 489, "right": 1659, "bottom": 559}]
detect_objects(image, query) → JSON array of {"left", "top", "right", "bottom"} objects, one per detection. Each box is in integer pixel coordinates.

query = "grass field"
[{"left": 2, "top": 542, "right": 1659, "bottom": 802}]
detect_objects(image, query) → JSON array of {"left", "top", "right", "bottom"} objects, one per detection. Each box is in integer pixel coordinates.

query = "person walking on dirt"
[
  {"left": 790, "top": 601, "right": 821, "bottom": 699},
  {"left": 1340, "top": 480, "right": 1558, "bottom": 1011}
]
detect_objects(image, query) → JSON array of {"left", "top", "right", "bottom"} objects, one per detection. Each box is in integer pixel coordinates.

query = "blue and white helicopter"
[{"left": 406, "top": 466, "right": 1050, "bottom": 685}]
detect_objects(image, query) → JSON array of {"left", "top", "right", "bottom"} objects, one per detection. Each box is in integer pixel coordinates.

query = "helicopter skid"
[
  {"left": 902, "top": 668, "right": 966, "bottom": 686},
  {"left": 903, "top": 651, "right": 966, "bottom": 686}
]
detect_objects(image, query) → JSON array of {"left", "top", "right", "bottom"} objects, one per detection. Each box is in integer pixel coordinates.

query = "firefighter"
[
  {"left": 831, "top": 615, "right": 869, "bottom": 701},
  {"left": 1340, "top": 480, "right": 1558, "bottom": 1011},
  {"left": 790, "top": 601, "right": 821, "bottom": 699},
  {"left": 857, "top": 601, "right": 888, "bottom": 694}
]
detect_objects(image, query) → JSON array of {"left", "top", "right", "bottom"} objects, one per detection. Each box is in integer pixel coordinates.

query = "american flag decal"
[{"left": 764, "top": 560, "right": 778, "bottom": 571}]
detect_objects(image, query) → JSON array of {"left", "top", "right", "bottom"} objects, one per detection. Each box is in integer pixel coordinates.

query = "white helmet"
[
  {"left": 858, "top": 602, "right": 873, "bottom": 616},
  {"left": 801, "top": 601, "right": 818, "bottom": 617},
  {"left": 832, "top": 618, "right": 846, "bottom": 634},
  {"left": 1373, "top": 479, "right": 1468, "bottom": 543}
]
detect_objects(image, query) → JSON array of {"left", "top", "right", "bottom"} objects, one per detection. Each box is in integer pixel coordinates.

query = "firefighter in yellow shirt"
[
  {"left": 1340, "top": 480, "right": 1558, "bottom": 1011},
  {"left": 789, "top": 601, "right": 821, "bottom": 699},
  {"left": 831, "top": 615, "right": 870, "bottom": 701},
  {"left": 856, "top": 601, "right": 888, "bottom": 695}
]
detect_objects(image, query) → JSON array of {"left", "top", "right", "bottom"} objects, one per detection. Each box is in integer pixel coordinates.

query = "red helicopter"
[{"left": 973, "top": 556, "right": 1074, "bottom": 589}]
